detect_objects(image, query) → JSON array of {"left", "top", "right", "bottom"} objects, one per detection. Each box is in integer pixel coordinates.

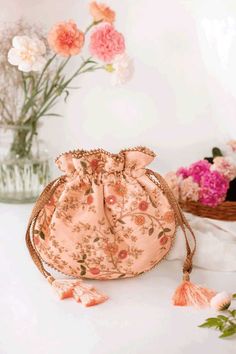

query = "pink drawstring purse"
[{"left": 26, "top": 147, "right": 215, "bottom": 307}]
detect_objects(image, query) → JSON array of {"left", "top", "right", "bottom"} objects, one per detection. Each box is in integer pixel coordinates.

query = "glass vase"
[{"left": 0, "top": 124, "right": 51, "bottom": 203}]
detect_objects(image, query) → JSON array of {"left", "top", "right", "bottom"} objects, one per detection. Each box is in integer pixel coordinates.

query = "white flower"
[
  {"left": 111, "top": 53, "right": 134, "bottom": 86},
  {"left": 8, "top": 35, "right": 46, "bottom": 72},
  {"left": 210, "top": 291, "right": 232, "bottom": 311}
]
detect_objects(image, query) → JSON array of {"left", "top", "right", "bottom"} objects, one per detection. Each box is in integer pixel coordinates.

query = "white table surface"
[{"left": 0, "top": 203, "right": 235, "bottom": 354}]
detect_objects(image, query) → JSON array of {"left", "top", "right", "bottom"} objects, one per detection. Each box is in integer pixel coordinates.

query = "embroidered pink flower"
[
  {"left": 34, "top": 235, "right": 40, "bottom": 246},
  {"left": 89, "top": 267, "right": 100, "bottom": 275},
  {"left": 176, "top": 167, "right": 190, "bottom": 179},
  {"left": 164, "top": 172, "right": 179, "bottom": 200},
  {"left": 118, "top": 250, "right": 128, "bottom": 259},
  {"left": 160, "top": 236, "right": 169, "bottom": 245},
  {"left": 89, "top": 24, "right": 125, "bottom": 62},
  {"left": 134, "top": 215, "right": 145, "bottom": 225},
  {"left": 89, "top": 1, "right": 116, "bottom": 24},
  {"left": 180, "top": 176, "right": 200, "bottom": 202},
  {"left": 104, "top": 243, "right": 118, "bottom": 255},
  {"left": 212, "top": 156, "right": 236, "bottom": 181},
  {"left": 48, "top": 20, "right": 84, "bottom": 56},
  {"left": 199, "top": 170, "right": 229, "bottom": 207},
  {"left": 188, "top": 160, "right": 211, "bottom": 184},
  {"left": 87, "top": 195, "right": 93, "bottom": 205},
  {"left": 114, "top": 182, "right": 127, "bottom": 196},
  {"left": 106, "top": 195, "right": 116, "bottom": 205},
  {"left": 139, "top": 201, "right": 148, "bottom": 211},
  {"left": 227, "top": 140, "right": 236, "bottom": 152},
  {"left": 163, "top": 211, "right": 175, "bottom": 223}
]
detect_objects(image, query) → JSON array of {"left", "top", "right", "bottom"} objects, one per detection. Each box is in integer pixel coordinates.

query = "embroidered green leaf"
[
  {"left": 94, "top": 237, "right": 100, "bottom": 242},
  {"left": 117, "top": 219, "right": 125, "bottom": 224},
  {"left": 149, "top": 227, "right": 154, "bottom": 236},
  {"left": 80, "top": 161, "right": 87, "bottom": 169},
  {"left": 163, "top": 228, "right": 171, "bottom": 233},
  {"left": 82, "top": 254, "right": 87, "bottom": 260},
  {"left": 39, "top": 231, "right": 45, "bottom": 240},
  {"left": 149, "top": 195, "right": 157, "bottom": 208},
  {"left": 158, "top": 231, "right": 164, "bottom": 238},
  {"left": 34, "top": 230, "right": 39, "bottom": 234},
  {"left": 80, "top": 264, "right": 86, "bottom": 276},
  {"left": 77, "top": 260, "right": 84, "bottom": 263}
]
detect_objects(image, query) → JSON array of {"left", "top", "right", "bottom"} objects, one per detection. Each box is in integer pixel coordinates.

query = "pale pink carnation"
[
  {"left": 199, "top": 170, "right": 229, "bottom": 207},
  {"left": 227, "top": 140, "right": 236, "bottom": 152},
  {"left": 210, "top": 292, "right": 232, "bottom": 311},
  {"left": 176, "top": 166, "right": 190, "bottom": 179},
  {"left": 164, "top": 172, "right": 179, "bottom": 200},
  {"left": 188, "top": 160, "right": 211, "bottom": 184},
  {"left": 212, "top": 156, "right": 236, "bottom": 181},
  {"left": 89, "top": 24, "right": 125, "bottom": 62},
  {"left": 180, "top": 176, "right": 199, "bottom": 202}
]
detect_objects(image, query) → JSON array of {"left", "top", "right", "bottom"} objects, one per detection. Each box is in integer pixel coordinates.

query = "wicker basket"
[{"left": 179, "top": 201, "right": 236, "bottom": 221}]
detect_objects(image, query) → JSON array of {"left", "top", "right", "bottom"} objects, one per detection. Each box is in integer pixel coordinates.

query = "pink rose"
[
  {"left": 212, "top": 156, "right": 236, "bottom": 181},
  {"left": 180, "top": 176, "right": 199, "bottom": 202},
  {"left": 188, "top": 160, "right": 211, "bottom": 184}
]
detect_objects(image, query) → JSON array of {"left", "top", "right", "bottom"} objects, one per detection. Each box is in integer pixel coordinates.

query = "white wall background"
[{"left": 1, "top": 0, "right": 236, "bottom": 173}]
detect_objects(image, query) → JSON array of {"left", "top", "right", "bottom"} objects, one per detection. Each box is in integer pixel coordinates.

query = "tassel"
[
  {"left": 172, "top": 273, "right": 216, "bottom": 308},
  {"left": 47, "top": 276, "right": 108, "bottom": 306},
  {"left": 73, "top": 283, "right": 109, "bottom": 307}
]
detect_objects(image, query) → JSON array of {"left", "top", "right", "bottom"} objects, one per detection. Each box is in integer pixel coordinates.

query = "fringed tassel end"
[
  {"left": 47, "top": 276, "right": 108, "bottom": 306},
  {"left": 172, "top": 273, "right": 216, "bottom": 309}
]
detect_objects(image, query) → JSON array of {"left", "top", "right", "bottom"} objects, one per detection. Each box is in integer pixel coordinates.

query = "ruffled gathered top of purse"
[{"left": 55, "top": 146, "right": 156, "bottom": 178}]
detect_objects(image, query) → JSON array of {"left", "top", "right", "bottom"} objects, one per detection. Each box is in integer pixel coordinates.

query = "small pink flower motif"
[
  {"left": 47, "top": 196, "right": 55, "bottom": 206},
  {"left": 90, "top": 267, "right": 100, "bottom": 275},
  {"left": 160, "top": 236, "right": 169, "bottom": 245},
  {"left": 118, "top": 250, "right": 128, "bottom": 259},
  {"left": 177, "top": 167, "right": 190, "bottom": 179},
  {"left": 210, "top": 292, "right": 232, "bottom": 311},
  {"left": 90, "top": 159, "right": 99, "bottom": 171},
  {"left": 188, "top": 160, "right": 211, "bottom": 184},
  {"left": 87, "top": 195, "right": 93, "bottom": 205},
  {"left": 212, "top": 156, "right": 236, "bottom": 181},
  {"left": 89, "top": 23, "right": 125, "bottom": 62},
  {"left": 139, "top": 201, "right": 148, "bottom": 211},
  {"left": 180, "top": 176, "right": 200, "bottom": 202},
  {"left": 106, "top": 195, "right": 116, "bottom": 205},
  {"left": 199, "top": 170, "right": 229, "bottom": 207}
]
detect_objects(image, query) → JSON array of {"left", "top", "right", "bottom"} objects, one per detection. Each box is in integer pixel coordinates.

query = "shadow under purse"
[{"left": 25, "top": 147, "right": 216, "bottom": 307}]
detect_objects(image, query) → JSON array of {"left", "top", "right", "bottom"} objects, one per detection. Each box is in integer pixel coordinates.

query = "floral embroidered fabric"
[{"left": 34, "top": 147, "right": 176, "bottom": 280}]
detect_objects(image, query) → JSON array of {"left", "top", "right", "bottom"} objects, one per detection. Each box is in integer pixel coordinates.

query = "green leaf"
[
  {"left": 217, "top": 315, "right": 228, "bottom": 321},
  {"left": 80, "top": 161, "right": 87, "bottom": 169},
  {"left": 39, "top": 231, "right": 45, "bottom": 240},
  {"left": 229, "top": 310, "right": 236, "bottom": 317},
  {"left": 117, "top": 219, "right": 125, "bottom": 224},
  {"left": 232, "top": 293, "right": 236, "bottom": 299},
  {"left": 158, "top": 231, "right": 164, "bottom": 238},
  {"left": 212, "top": 147, "right": 223, "bottom": 158},
  {"left": 149, "top": 227, "right": 154, "bottom": 236},
  {"left": 80, "top": 270, "right": 86, "bottom": 276},
  {"left": 80, "top": 264, "right": 86, "bottom": 276},
  {"left": 198, "top": 318, "right": 220, "bottom": 328},
  {"left": 77, "top": 260, "right": 84, "bottom": 263},
  {"left": 82, "top": 254, "right": 87, "bottom": 260},
  {"left": 163, "top": 228, "right": 171, "bottom": 233},
  {"left": 149, "top": 196, "right": 157, "bottom": 208},
  {"left": 94, "top": 237, "right": 100, "bottom": 242},
  {"left": 219, "top": 326, "right": 236, "bottom": 338}
]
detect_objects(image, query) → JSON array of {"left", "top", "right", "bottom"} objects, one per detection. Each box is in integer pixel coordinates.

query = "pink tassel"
[
  {"left": 172, "top": 274, "right": 216, "bottom": 308},
  {"left": 50, "top": 278, "right": 81, "bottom": 299},
  {"left": 47, "top": 276, "right": 108, "bottom": 306},
  {"left": 73, "top": 283, "right": 109, "bottom": 307}
]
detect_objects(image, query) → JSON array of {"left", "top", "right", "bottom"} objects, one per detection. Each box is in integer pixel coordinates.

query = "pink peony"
[
  {"left": 212, "top": 156, "right": 236, "bottom": 181},
  {"left": 164, "top": 172, "right": 179, "bottom": 200},
  {"left": 188, "top": 160, "right": 211, "bottom": 184},
  {"left": 180, "top": 176, "right": 200, "bottom": 202},
  {"left": 89, "top": 24, "right": 125, "bottom": 62},
  {"left": 176, "top": 167, "right": 190, "bottom": 179},
  {"left": 199, "top": 170, "right": 229, "bottom": 207},
  {"left": 48, "top": 20, "right": 84, "bottom": 56}
]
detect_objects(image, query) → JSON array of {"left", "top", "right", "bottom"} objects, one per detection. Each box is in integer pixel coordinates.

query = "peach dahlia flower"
[{"left": 48, "top": 20, "right": 84, "bottom": 57}]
